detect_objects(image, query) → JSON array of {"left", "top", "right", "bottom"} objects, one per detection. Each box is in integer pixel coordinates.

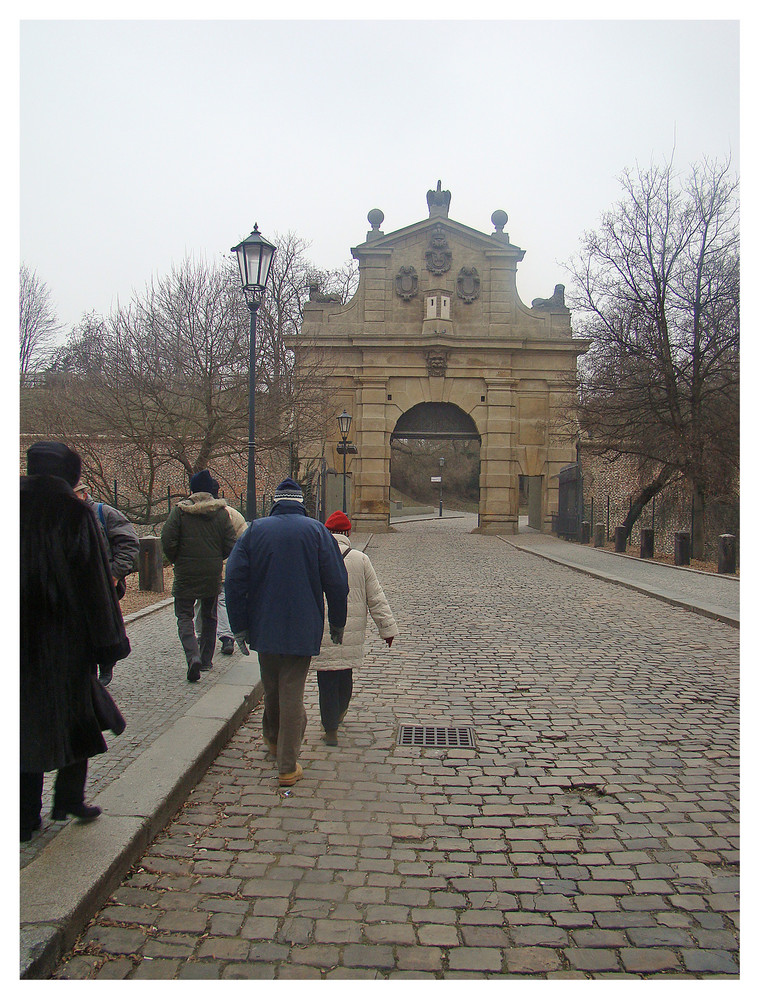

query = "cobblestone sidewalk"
[{"left": 52, "top": 516, "right": 739, "bottom": 979}]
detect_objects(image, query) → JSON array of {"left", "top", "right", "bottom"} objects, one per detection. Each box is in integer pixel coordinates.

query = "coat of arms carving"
[
  {"left": 425, "top": 225, "right": 453, "bottom": 276},
  {"left": 456, "top": 266, "right": 480, "bottom": 304},
  {"left": 395, "top": 265, "right": 418, "bottom": 301}
]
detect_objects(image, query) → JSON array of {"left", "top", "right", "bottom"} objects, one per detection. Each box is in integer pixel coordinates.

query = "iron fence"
[{"left": 583, "top": 483, "right": 738, "bottom": 565}]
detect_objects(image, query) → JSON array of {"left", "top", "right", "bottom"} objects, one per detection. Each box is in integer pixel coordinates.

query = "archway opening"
[{"left": 390, "top": 403, "right": 481, "bottom": 519}]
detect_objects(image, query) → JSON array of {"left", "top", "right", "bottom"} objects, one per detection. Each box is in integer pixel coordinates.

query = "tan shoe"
[
  {"left": 263, "top": 737, "right": 277, "bottom": 756},
  {"left": 278, "top": 763, "right": 303, "bottom": 786}
]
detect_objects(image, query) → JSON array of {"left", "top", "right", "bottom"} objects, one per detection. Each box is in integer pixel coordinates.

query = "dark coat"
[
  {"left": 20, "top": 475, "right": 131, "bottom": 773},
  {"left": 225, "top": 500, "right": 349, "bottom": 657},
  {"left": 160, "top": 493, "right": 237, "bottom": 599},
  {"left": 86, "top": 498, "right": 140, "bottom": 581}
]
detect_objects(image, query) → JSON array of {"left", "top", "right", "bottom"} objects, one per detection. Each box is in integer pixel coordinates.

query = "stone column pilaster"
[
  {"left": 353, "top": 376, "right": 391, "bottom": 532},
  {"left": 478, "top": 377, "right": 518, "bottom": 534}
]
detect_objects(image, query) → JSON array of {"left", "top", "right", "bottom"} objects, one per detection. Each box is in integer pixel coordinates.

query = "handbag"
[{"left": 90, "top": 675, "right": 126, "bottom": 735}]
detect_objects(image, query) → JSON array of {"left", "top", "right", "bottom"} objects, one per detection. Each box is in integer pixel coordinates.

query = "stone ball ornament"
[{"left": 491, "top": 209, "right": 508, "bottom": 233}]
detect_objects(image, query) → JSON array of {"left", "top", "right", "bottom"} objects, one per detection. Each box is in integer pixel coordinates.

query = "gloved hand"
[
  {"left": 385, "top": 636, "right": 394, "bottom": 647},
  {"left": 329, "top": 624, "right": 344, "bottom": 645},
  {"left": 233, "top": 631, "right": 250, "bottom": 656}
]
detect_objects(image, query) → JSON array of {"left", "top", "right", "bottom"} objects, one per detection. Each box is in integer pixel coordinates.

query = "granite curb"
[
  {"left": 498, "top": 535, "right": 739, "bottom": 628},
  {"left": 123, "top": 596, "right": 174, "bottom": 624},
  {"left": 20, "top": 660, "right": 263, "bottom": 979}
]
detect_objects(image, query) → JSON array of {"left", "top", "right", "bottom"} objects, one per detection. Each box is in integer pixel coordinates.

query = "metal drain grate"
[{"left": 397, "top": 725, "right": 476, "bottom": 748}]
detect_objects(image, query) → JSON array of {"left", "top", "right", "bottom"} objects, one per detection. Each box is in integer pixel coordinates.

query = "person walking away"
[
  {"left": 20, "top": 442, "right": 131, "bottom": 841},
  {"left": 314, "top": 511, "right": 398, "bottom": 745},
  {"left": 225, "top": 478, "right": 348, "bottom": 786},
  {"left": 188, "top": 470, "right": 247, "bottom": 656},
  {"left": 74, "top": 481, "right": 139, "bottom": 685},
  {"left": 161, "top": 472, "right": 236, "bottom": 682}
]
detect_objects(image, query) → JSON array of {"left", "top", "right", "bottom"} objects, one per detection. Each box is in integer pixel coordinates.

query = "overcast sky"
[{"left": 16, "top": 11, "right": 741, "bottom": 336}]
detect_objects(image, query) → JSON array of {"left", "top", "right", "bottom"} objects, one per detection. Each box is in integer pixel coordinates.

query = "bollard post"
[
  {"left": 138, "top": 537, "right": 164, "bottom": 592},
  {"left": 580, "top": 521, "right": 590, "bottom": 544},
  {"left": 640, "top": 527, "right": 654, "bottom": 559},
  {"left": 614, "top": 526, "right": 627, "bottom": 553},
  {"left": 674, "top": 530, "right": 691, "bottom": 567},
  {"left": 594, "top": 523, "right": 605, "bottom": 547},
  {"left": 718, "top": 534, "right": 737, "bottom": 574}
]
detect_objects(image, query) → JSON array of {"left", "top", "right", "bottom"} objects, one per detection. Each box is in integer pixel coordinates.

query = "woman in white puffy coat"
[{"left": 314, "top": 511, "right": 398, "bottom": 744}]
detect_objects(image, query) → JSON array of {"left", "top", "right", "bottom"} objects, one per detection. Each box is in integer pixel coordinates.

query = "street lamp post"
[
  {"left": 231, "top": 224, "right": 276, "bottom": 521},
  {"left": 337, "top": 410, "right": 352, "bottom": 513},
  {"left": 439, "top": 456, "right": 445, "bottom": 517}
]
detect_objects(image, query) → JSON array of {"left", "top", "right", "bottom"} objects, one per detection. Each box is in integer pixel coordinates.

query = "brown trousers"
[{"left": 258, "top": 653, "right": 311, "bottom": 774}]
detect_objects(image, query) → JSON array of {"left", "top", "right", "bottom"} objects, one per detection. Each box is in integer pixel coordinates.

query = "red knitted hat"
[{"left": 325, "top": 511, "right": 351, "bottom": 533}]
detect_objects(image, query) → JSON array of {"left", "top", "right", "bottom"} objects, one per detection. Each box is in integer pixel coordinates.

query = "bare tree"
[
  {"left": 19, "top": 264, "right": 62, "bottom": 382},
  {"left": 30, "top": 242, "right": 354, "bottom": 520},
  {"left": 391, "top": 438, "right": 479, "bottom": 507},
  {"left": 566, "top": 157, "right": 739, "bottom": 558},
  {"left": 34, "top": 258, "right": 249, "bottom": 520},
  {"left": 253, "top": 233, "right": 358, "bottom": 487}
]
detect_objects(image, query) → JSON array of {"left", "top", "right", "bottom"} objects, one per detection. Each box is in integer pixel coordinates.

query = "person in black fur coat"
[{"left": 20, "top": 442, "right": 131, "bottom": 841}]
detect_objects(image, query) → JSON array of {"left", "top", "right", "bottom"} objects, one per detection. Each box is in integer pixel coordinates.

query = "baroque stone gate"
[{"left": 298, "top": 183, "right": 588, "bottom": 533}]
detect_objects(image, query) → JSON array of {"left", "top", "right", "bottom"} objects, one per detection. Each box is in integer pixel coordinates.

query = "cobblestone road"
[{"left": 53, "top": 515, "right": 739, "bottom": 979}]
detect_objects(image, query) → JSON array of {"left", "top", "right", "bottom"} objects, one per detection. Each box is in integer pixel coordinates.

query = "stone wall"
[
  {"left": 581, "top": 448, "right": 739, "bottom": 561},
  {"left": 19, "top": 434, "right": 292, "bottom": 527}
]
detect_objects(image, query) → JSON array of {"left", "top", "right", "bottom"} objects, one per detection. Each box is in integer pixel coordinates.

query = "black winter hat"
[
  {"left": 26, "top": 441, "right": 82, "bottom": 487},
  {"left": 190, "top": 469, "right": 219, "bottom": 498}
]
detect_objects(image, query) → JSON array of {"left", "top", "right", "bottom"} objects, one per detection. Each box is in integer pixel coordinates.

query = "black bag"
[{"left": 90, "top": 675, "right": 126, "bottom": 735}]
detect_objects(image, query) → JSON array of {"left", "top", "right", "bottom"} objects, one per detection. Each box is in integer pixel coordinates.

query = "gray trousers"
[
  {"left": 174, "top": 596, "right": 218, "bottom": 668},
  {"left": 258, "top": 653, "right": 311, "bottom": 775},
  {"left": 195, "top": 585, "right": 231, "bottom": 639}
]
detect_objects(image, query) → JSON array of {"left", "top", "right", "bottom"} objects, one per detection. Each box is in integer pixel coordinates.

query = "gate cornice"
[
  {"left": 305, "top": 334, "right": 589, "bottom": 354},
  {"left": 483, "top": 376, "right": 517, "bottom": 389}
]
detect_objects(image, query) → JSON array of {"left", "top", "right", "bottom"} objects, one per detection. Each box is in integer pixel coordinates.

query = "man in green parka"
[{"left": 161, "top": 470, "right": 237, "bottom": 682}]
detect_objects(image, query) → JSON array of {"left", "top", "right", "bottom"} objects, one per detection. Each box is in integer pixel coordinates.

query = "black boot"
[
  {"left": 51, "top": 803, "right": 102, "bottom": 822},
  {"left": 20, "top": 817, "right": 42, "bottom": 842}
]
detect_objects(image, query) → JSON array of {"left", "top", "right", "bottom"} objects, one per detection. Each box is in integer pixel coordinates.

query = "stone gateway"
[{"left": 297, "top": 186, "right": 589, "bottom": 533}]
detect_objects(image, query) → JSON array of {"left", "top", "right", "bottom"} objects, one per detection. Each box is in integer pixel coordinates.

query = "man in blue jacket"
[{"left": 225, "top": 478, "right": 349, "bottom": 787}]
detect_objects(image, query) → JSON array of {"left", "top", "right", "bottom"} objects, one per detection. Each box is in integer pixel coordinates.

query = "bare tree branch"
[
  {"left": 565, "top": 157, "right": 739, "bottom": 557},
  {"left": 19, "top": 264, "right": 62, "bottom": 381}
]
